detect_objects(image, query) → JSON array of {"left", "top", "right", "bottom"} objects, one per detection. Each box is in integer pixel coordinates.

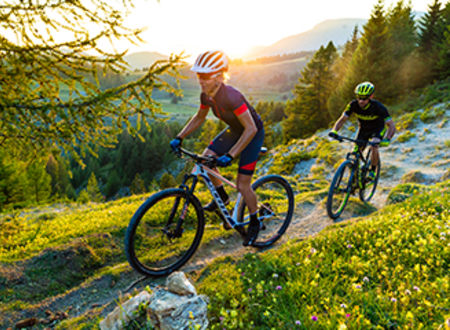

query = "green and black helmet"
[{"left": 354, "top": 81, "right": 375, "bottom": 98}]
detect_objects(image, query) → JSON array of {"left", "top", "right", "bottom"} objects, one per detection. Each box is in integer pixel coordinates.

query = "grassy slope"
[{"left": 195, "top": 181, "right": 449, "bottom": 329}]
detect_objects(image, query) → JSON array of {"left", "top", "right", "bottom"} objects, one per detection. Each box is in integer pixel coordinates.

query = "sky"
[{"left": 122, "top": 0, "right": 433, "bottom": 59}]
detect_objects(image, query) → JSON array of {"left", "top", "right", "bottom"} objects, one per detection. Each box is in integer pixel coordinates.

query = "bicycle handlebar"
[
  {"left": 176, "top": 148, "right": 217, "bottom": 167},
  {"left": 175, "top": 146, "right": 268, "bottom": 167},
  {"left": 331, "top": 134, "right": 379, "bottom": 147}
]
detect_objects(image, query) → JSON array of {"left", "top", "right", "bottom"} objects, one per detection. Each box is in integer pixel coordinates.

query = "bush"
[
  {"left": 400, "top": 170, "right": 428, "bottom": 184},
  {"left": 419, "top": 106, "right": 446, "bottom": 123},
  {"left": 396, "top": 130, "right": 416, "bottom": 143},
  {"left": 387, "top": 183, "right": 427, "bottom": 204},
  {"left": 77, "top": 190, "right": 90, "bottom": 204},
  {"left": 159, "top": 172, "right": 177, "bottom": 189},
  {"left": 396, "top": 112, "right": 419, "bottom": 130},
  {"left": 270, "top": 151, "right": 312, "bottom": 175}
]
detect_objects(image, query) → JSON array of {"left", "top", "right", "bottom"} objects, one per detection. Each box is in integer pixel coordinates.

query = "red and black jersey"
[{"left": 200, "top": 84, "right": 263, "bottom": 133}]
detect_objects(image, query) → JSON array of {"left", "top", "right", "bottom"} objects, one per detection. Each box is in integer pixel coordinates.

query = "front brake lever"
[{"left": 203, "top": 156, "right": 217, "bottom": 168}]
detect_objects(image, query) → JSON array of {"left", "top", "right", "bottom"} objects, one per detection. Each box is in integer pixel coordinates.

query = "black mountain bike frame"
[{"left": 333, "top": 135, "right": 379, "bottom": 191}]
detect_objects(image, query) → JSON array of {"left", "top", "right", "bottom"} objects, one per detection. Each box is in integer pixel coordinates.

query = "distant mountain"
[
  {"left": 124, "top": 51, "right": 168, "bottom": 70},
  {"left": 245, "top": 13, "right": 426, "bottom": 60},
  {"left": 245, "top": 18, "right": 367, "bottom": 59}
]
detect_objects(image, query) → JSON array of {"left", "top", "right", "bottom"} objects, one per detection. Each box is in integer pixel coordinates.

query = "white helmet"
[{"left": 191, "top": 50, "right": 228, "bottom": 74}]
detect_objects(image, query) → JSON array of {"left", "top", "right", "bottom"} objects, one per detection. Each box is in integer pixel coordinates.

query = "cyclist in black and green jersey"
[{"left": 329, "top": 82, "right": 396, "bottom": 179}]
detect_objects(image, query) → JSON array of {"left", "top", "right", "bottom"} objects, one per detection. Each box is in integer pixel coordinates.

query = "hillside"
[
  {"left": 243, "top": 12, "right": 425, "bottom": 59},
  {"left": 0, "top": 102, "right": 448, "bottom": 328},
  {"left": 124, "top": 51, "right": 168, "bottom": 71}
]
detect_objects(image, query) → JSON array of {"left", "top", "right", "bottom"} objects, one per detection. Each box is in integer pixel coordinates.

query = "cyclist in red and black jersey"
[
  {"left": 329, "top": 82, "right": 396, "bottom": 179},
  {"left": 170, "top": 50, "right": 264, "bottom": 246}
]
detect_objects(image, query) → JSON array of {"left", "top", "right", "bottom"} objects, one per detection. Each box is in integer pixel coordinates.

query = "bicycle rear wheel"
[
  {"left": 125, "top": 188, "right": 204, "bottom": 277},
  {"left": 238, "top": 175, "right": 294, "bottom": 248},
  {"left": 359, "top": 149, "right": 380, "bottom": 202},
  {"left": 327, "top": 160, "right": 354, "bottom": 219}
]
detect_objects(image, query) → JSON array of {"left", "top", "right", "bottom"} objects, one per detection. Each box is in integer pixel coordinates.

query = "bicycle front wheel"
[
  {"left": 359, "top": 149, "right": 380, "bottom": 202},
  {"left": 239, "top": 175, "right": 294, "bottom": 248},
  {"left": 327, "top": 160, "right": 354, "bottom": 219},
  {"left": 125, "top": 188, "right": 204, "bottom": 277}
]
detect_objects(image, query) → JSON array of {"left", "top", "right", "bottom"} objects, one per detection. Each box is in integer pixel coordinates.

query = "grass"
[
  {"left": 195, "top": 181, "right": 449, "bottom": 329},
  {"left": 266, "top": 136, "right": 341, "bottom": 176}
]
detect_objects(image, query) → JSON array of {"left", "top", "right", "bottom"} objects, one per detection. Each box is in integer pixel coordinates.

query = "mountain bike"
[
  {"left": 326, "top": 135, "right": 381, "bottom": 219},
  {"left": 125, "top": 147, "right": 295, "bottom": 277}
]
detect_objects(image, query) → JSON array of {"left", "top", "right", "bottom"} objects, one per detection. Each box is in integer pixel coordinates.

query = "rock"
[
  {"left": 99, "top": 291, "right": 151, "bottom": 330},
  {"left": 442, "top": 169, "right": 450, "bottom": 181},
  {"left": 100, "top": 272, "right": 208, "bottom": 330},
  {"left": 15, "top": 318, "right": 38, "bottom": 328},
  {"left": 166, "top": 271, "right": 197, "bottom": 296},
  {"left": 148, "top": 288, "right": 209, "bottom": 330},
  {"left": 292, "top": 158, "right": 316, "bottom": 177},
  {"left": 400, "top": 170, "right": 430, "bottom": 184}
]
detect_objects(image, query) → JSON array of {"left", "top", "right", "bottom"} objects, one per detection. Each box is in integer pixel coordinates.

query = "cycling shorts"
[
  {"left": 208, "top": 127, "right": 265, "bottom": 175},
  {"left": 356, "top": 126, "right": 386, "bottom": 148}
]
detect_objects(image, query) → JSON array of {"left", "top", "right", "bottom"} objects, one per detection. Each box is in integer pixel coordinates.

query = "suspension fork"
[
  {"left": 164, "top": 174, "right": 198, "bottom": 238},
  {"left": 347, "top": 160, "right": 359, "bottom": 193}
]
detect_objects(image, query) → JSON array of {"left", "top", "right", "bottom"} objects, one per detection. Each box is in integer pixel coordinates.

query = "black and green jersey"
[{"left": 343, "top": 99, "right": 391, "bottom": 130}]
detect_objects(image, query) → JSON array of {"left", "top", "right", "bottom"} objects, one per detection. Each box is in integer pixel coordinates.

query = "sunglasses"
[
  {"left": 356, "top": 95, "right": 370, "bottom": 100},
  {"left": 197, "top": 72, "right": 221, "bottom": 81}
]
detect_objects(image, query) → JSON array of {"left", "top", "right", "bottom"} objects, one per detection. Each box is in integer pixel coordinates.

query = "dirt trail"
[{"left": 3, "top": 107, "right": 448, "bottom": 328}]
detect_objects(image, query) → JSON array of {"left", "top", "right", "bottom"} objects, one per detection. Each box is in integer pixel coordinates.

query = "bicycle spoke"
[
  {"left": 360, "top": 162, "right": 380, "bottom": 202},
  {"left": 327, "top": 161, "right": 353, "bottom": 219},
  {"left": 239, "top": 175, "right": 294, "bottom": 247},
  {"left": 125, "top": 189, "right": 204, "bottom": 276}
]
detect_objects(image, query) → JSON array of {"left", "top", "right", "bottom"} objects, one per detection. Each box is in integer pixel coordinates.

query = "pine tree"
[
  {"left": 327, "top": 26, "right": 361, "bottom": 119},
  {"left": 26, "top": 160, "right": 51, "bottom": 203},
  {"left": 436, "top": 2, "right": 450, "bottom": 79},
  {"left": 46, "top": 154, "right": 59, "bottom": 196},
  {"left": 46, "top": 153, "right": 73, "bottom": 198},
  {"left": 86, "top": 172, "right": 103, "bottom": 202},
  {"left": 387, "top": 0, "right": 417, "bottom": 94},
  {"left": 282, "top": 42, "right": 337, "bottom": 141},
  {"left": 0, "top": 151, "right": 28, "bottom": 209},
  {"left": 0, "top": 0, "right": 183, "bottom": 162},
  {"left": 104, "top": 170, "right": 121, "bottom": 199},
  {"left": 335, "top": 26, "right": 360, "bottom": 82},
  {"left": 418, "top": 0, "right": 446, "bottom": 82},
  {"left": 131, "top": 173, "right": 147, "bottom": 195},
  {"left": 340, "top": 0, "right": 395, "bottom": 101},
  {"left": 419, "top": 0, "right": 444, "bottom": 52},
  {"left": 0, "top": 155, "right": 17, "bottom": 209}
]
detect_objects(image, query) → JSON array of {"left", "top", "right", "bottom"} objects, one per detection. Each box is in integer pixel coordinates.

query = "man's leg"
[
  {"left": 370, "top": 124, "right": 386, "bottom": 169},
  {"left": 370, "top": 138, "right": 380, "bottom": 169}
]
